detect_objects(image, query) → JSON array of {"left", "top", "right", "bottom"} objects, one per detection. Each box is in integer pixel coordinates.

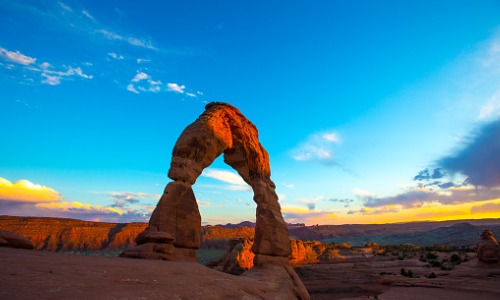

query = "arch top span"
[
  {"left": 168, "top": 102, "right": 271, "bottom": 186},
  {"left": 122, "top": 102, "right": 291, "bottom": 264}
]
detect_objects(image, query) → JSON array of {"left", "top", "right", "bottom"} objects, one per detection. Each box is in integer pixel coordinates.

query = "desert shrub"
[
  {"left": 441, "top": 265, "right": 452, "bottom": 271},
  {"left": 429, "top": 260, "right": 441, "bottom": 267},
  {"left": 400, "top": 268, "right": 414, "bottom": 278},
  {"left": 426, "top": 252, "right": 438, "bottom": 260},
  {"left": 450, "top": 254, "right": 462, "bottom": 264},
  {"left": 419, "top": 255, "right": 426, "bottom": 262},
  {"left": 427, "top": 272, "right": 437, "bottom": 278}
]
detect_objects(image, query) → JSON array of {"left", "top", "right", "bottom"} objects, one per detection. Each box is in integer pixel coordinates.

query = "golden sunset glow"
[
  {"left": 36, "top": 201, "right": 124, "bottom": 215},
  {"left": 0, "top": 177, "right": 60, "bottom": 203},
  {"left": 287, "top": 198, "right": 500, "bottom": 225}
]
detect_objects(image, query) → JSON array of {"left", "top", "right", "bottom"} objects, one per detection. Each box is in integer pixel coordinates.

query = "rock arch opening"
[{"left": 122, "top": 102, "right": 291, "bottom": 264}]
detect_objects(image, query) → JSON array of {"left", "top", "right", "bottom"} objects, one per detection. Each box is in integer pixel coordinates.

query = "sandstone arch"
[{"left": 122, "top": 102, "right": 291, "bottom": 264}]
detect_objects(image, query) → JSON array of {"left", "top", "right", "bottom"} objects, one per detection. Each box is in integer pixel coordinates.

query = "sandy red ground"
[{"left": 1, "top": 247, "right": 499, "bottom": 299}]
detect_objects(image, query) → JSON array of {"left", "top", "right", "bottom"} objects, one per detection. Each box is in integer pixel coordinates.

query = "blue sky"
[{"left": 2, "top": 0, "right": 500, "bottom": 225}]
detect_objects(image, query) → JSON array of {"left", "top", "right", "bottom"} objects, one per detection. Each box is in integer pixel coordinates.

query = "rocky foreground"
[
  {"left": 0, "top": 247, "right": 303, "bottom": 299},
  {"left": 1, "top": 247, "right": 500, "bottom": 300}
]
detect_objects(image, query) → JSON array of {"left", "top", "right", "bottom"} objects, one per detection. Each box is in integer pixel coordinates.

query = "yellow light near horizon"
[
  {"left": 0, "top": 177, "right": 60, "bottom": 203},
  {"left": 302, "top": 198, "right": 500, "bottom": 225}
]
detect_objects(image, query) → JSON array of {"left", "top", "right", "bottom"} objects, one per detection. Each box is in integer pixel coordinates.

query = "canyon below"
[{"left": 1, "top": 215, "right": 500, "bottom": 299}]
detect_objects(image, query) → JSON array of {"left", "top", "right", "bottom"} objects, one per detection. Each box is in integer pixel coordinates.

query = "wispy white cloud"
[
  {"left": 197, "top": 200, "right": 211, "bottom": 206},
  {"left": 109, "top": 191, "right": 160, "bottom": 202},
  {"left": 136, "top": 57, "right": 150, "bottom": 64},
  {"left": 225, "top": 185, "right": 252, "bottom": 191},
  {"left": 57, "top": 1, "right": 72, "bottom": 12},
  {"left": 132, "top": 72, "right": 150, "bottom": 82},
  {"left": 167, "top": 82, "right": 186, "bottom": 93},
  {"left": 140, "top": 79, "right": 162, "bottom": 93},
  {"left": 81, "top": 10, "right": 95, "bottom": 22},
  {"left": 0, "top": 47, "right": 93, "bottom": 86},
  {"left": 127, "top": 71, "right": 162, "bottom": 94},
  {"left": 347, "top": 206, "right": 400, "bottom": 215},
  {"left": 127, "top": 84, "right": 139, "bottom": 94},
  {"left": 0, "top": 47, "right": 36, "bottom": 65},
  {"left": 41, "top": 73, "right": 61, "bottom": 85},
  {"left": 281, "top": 206, "right": 337, "bottom": 225},
  {"left": 39, "top": 65, "right": 92, "bottom": 86},
  {"left": 477, "top": 92, "right": 500, "bottom": 121},
  {"left": 98, "top": 29, "right": 156, "bottom": 50},
  {"left": 202, "top": 168, "right": 248, "bottom": 186},
  {"left": 291, "top": 130, "right": 342, "bottom": 164},
  {"left": 107, "top": 52, "right": 124, "bottom": 60},
  {"left": 186, "top": 92, "right": 196, "bottom": 97},
  {"left": 297, "top": 196, "right": 324, "bottom": 211}
]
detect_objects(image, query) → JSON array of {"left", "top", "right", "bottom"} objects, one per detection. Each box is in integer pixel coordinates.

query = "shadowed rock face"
[
  {"left": 477, "top": 230, "right": 500, "bottom": 264},
  {"left": 0, "top": 229, "right": 35, "bottom": 250},
  {"left": 121, "top": 102, "right": 309, "bottom": 299},
  {"left": 122, "top": 102, "right": 291, "bottom": 261}
]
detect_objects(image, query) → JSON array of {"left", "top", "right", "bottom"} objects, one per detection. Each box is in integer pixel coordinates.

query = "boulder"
[
  {"left": 0, "top": 229, "right": 35, "bottom": 250},
  {"left": 477, "top": 229, "right": 500, "bottom": 264}
]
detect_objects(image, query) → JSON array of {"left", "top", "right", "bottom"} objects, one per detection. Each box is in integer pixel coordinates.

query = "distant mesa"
[
  {"left": 0, "top": 229, "right": 35, "bottom": 250},
  {"left": 477, "top": 229, "right": 500, "bottom": 264},
  {"left": 120, "top": 102, "right": 310, "bottom": 299}
]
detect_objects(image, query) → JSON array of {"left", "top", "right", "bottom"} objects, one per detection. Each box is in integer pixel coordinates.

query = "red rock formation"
[
  {"left": 209, "top": 237, "right": 382, "bottom": 273},
  {"left": 0, "top": 215, "right": 255, "bottom": 252},
  {"left": 0, "top": 229, "right": 34, "bottom": 250},
  {"left": 123, "top": 102, "right": 291, "bottom": 263},
  {"left": 201, "top": 225, "right": 254, "bottom": 249},
  {"left": 289, "top": 240, "right": 327, "bottom": 265},
  {"left": 208, "top": 237, "right": 255, "bottom": 274},
  {"left": 0, "top": 216, "right": 146, "bottom": 252},
  {"left": 120, "top": 102, "right": 309, "bottom": 299},
  {"left": 477, "top": 229, "right": 500, "bottom": 264}
]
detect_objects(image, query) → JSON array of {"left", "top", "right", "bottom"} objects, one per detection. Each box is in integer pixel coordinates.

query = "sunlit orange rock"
[
  {"left": 120, "top": 102, "right": 309, "bottom": 299},
  {"left": 0, "top": 216, "right": 146, "bottom": 252},
  {"left": 209, "top": 238, "right": 349, "bottom": 272},
  {"left": 123, "top": 102, "right": 291, "bottom": 262},
  {"left": 208, "top": 237, "right": 255, "bottom": 274}
]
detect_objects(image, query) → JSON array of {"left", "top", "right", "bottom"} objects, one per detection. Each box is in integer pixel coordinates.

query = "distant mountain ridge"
[
  {"left": 287, "top": 219, "right": 500, "bottom": 246},
  {"left": 1, "top": 215, "right": 499, "bottom": 253},
  {"left": 214, "top": 221, "right": 306, "bottom": 230}
]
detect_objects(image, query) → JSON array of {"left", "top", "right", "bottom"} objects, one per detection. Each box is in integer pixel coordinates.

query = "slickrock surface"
[
  {"left": 297, "top": 256, "right": 500, "bottom": 299},
  {"left": 0, "top": 247, "right": 301, "bottom": 300},
  {"left": 3, "top": 247, "right": 500, "bottom": 299}
]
